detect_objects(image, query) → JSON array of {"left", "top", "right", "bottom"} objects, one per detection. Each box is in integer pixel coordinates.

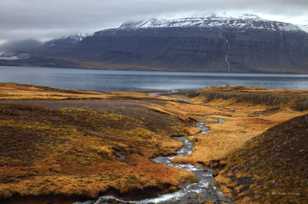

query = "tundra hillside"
[{"left": 0, "top": 83, "right": 307, "bottom": 204}]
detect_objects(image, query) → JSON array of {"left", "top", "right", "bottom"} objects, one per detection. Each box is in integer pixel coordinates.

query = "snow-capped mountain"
[
  {"left": 119, "top": 15, "right": 302, "bottom": 32},
  {"left": 2, "top": 15, "right": 308, "bottom": 74}
]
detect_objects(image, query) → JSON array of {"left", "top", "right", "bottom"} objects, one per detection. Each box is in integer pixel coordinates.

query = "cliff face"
[{"left": 72, "top": 27, "right": 308, "bottom": 73}]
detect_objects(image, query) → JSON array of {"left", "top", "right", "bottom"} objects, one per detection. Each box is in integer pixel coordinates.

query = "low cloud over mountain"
[{"left": 0, "top": 0, "right": 308, "bottom": 42}]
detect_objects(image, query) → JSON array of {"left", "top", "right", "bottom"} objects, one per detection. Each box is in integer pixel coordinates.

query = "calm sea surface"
[{"left": 1, "top": 66, "right": 308, "bottom": 91}]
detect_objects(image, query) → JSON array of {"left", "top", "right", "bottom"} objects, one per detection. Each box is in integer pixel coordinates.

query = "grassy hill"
[{"left": 217, "top": 114, "right": 308, "bottom": 203}]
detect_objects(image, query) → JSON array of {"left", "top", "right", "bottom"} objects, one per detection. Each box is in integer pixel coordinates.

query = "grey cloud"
[{"left": 0, "top": 0, "right": 307, "bottom": 42}]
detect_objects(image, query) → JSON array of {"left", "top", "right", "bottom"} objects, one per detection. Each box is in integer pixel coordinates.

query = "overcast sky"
[{"left": 0, "top": 0, "right": 308, "bottom": 43}]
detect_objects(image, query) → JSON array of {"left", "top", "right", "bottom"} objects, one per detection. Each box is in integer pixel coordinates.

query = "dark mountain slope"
[{"left": 73, "top": 27, "right": 308, "bottom": 73}]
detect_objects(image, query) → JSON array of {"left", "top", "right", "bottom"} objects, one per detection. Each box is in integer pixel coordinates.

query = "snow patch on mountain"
[
  {"left": 119, "top": 15, "right": 302, "bottom": 32},
  {"left": 66, "top": 33, "right": 89, "bottom": 41},
  {"left": 46, "top": 33, "right": 89, "bottom": 48},
  {"left": 300, "top": 25, "right": 308, "bottom": 32}
]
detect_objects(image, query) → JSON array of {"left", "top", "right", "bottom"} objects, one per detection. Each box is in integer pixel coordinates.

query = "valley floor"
[{"left": 0, "top": 83, "right": 307, "bottom": 204}]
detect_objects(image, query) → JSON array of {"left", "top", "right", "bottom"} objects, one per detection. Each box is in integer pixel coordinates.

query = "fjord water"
[{"left": 1, "top": 66, "right": 308, "bottom": 90}]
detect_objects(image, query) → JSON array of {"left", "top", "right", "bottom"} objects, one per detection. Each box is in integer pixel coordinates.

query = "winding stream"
[{"left": 75, "top": 122, "right": 231, "bottom": 204}]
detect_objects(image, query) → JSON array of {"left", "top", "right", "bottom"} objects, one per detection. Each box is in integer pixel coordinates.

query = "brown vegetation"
[
  {"left": 0, "top": 85, "right": 195, "bottom": 204},
  {"left": 197, "top": 86, "right": 308, "bottom": 111},
  {"left": 0, "top": 84, "right": 307, "bottom": 204},
  {"left": 150, "top": 86, "right": 308, "bottom": 203},
  {"left": 216, "top": 114, "right": 308, "bottom": 203},
  {"left": 177, "top": 86, "right": 308, "bottom": 203}
]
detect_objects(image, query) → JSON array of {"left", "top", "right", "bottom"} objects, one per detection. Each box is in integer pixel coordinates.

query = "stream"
[{"left": 75, "top": 122, "right": 232, "bottom": 204}]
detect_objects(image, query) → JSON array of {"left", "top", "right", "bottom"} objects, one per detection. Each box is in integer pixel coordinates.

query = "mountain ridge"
[{"left": 118, "top": 15, "right": 302, "bottom": 32}]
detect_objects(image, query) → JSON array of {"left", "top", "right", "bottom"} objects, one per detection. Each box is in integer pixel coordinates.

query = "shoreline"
[{"left": 2, "top": 65, "right": 308, "bottom": 75}]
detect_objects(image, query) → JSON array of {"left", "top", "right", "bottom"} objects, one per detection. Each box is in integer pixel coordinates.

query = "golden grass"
[
  {"left": 197, "top": 86, "right": 308, "bottom": 111},
  {"left": 0, "top": 102, "right": 193, "bottom": 203},
  {"left": 0, "top": 83, "right": 110, "bottom": 100},
  {"left": 216, "top": 114, "right": 308, "bottom": 203},
  {"left": 143, "top": 86, "right": 308, "bottom": 203}
]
